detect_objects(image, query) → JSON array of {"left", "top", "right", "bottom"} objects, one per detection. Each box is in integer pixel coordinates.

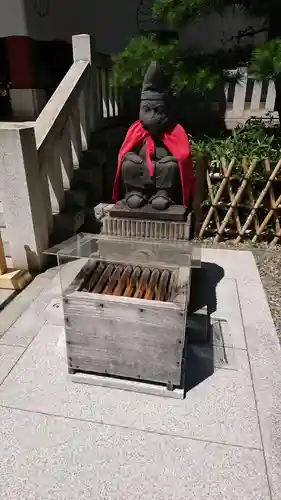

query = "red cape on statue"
[{"left": 112, "top": 120, "right": 194, "bottom": 208}]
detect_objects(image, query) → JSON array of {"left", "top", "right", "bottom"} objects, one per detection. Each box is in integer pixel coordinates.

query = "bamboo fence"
[{"left": 198, "top": 157, "right": 281, "bottom": 244}]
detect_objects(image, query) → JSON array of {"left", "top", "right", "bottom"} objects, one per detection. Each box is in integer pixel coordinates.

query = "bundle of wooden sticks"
[{"left": 77, "top": 261, "right": 177, "bottom": 302}]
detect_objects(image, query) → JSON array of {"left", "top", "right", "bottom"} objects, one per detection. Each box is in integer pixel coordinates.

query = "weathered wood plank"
[
  {"left": 70, "top": 373, "right": 184, "bottom": 399},
  {"left": 174, "top": 266, "right": 191, "bottom": 311},
  {"left": 65, "top": 297, "right": 183, "bottom": 329},
  {"left": 63, "top": 258, "right": 190, "bottom": 386},
  {"left": 97, "top": 238, "right": 193, "bottom": 268},
  {"left": 66, "top": 321, "right": 183, "bottom": 385}
]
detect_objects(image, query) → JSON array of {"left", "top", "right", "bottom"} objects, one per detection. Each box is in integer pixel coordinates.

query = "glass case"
[
  {"left": 45, "top": 232, "right": 201, "bottom": 297},
  {"left": 44, "top": 232, "right": 201, "bottom": 388}
]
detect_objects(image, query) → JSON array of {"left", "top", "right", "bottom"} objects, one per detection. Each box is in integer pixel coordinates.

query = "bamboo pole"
[
  {"left": 206, "top": 170, "right": 221, "bottom": 232},
  {"left": 271, "top": 227, "right": 281, "bottom": 246},
  {"left": 242, "top": 158, "right": 260, "bottom": 234},
  {"left": 221, "top": 157, "right": 242, "bottom": 234},
  {"left": 252, "top": 192, "right": 281, "bottom": 243},
  {"left": 214, "top": 159, "right": 257, "bottom": 243},
  {"left": 265, "top": 158, "right": 281, "bottom": 235},
  {"left": 193, "top": 155, "right": 208, "bottom": 237},
  {"left": 199, "top": 158, "right": 235, "bottom": 239},
  {"left": 235, "top": 158, "right": 281, "bottom": 243}
]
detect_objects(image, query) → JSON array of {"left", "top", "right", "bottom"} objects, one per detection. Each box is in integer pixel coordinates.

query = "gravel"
[{"left": 198, "top": 239, "right": 281, "bottom": 339}]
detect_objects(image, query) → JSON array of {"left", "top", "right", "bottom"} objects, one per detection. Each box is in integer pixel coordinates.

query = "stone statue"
[{"left": 112, "top": 61, "right": 194, "bottom": 212}]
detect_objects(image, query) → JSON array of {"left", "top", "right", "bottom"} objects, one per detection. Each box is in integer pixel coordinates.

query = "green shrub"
[{"left": 190, "top": 118, "right": 281, "bottom": 182}]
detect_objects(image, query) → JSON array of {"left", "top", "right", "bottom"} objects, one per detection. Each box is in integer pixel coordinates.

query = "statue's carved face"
[{"left": 139, "top": 99, "right": 170, "bottom": 137}]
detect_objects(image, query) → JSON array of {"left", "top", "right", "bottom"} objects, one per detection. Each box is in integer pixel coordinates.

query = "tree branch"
[{"left": 223, "top": 25, "right": 268, "bottom": 45}]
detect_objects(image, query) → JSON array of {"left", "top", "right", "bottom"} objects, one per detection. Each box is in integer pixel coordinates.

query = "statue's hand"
[
  {"left": 157, "top": 156, "right": 178, "bottom": 166},
  {"left": 122, "top": 152, "right": 143, "bottom": 165}
]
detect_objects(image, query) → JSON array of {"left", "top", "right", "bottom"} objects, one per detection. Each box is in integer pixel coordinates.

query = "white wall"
[
  {"left": 0, "top": 0, "right": 266, "bottom": 54},
  {"left": 0, "top": 0, "right": 27, "bottom": 37}
]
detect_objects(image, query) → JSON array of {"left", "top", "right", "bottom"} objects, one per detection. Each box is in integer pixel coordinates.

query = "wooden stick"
[
  {"left": 214, "top": 159, "right": 257, "bottom": 243},
  {"left": 155, "top": 270, "right": 170, "bottom": 302},
  {"left": 0, "top": 231, "right": 7, "bottom": 275},
  {"left": 92, "top": 264, "right": 115, "bottom": 294},
  {"left": 103, "top": 265, "right": 123, "bottom": 295},
  {"left": 0, "top": 230, "right": 32, "bottom": 291},
  {"left": 87, "top": 262, "right": 106, "bottom": 292},
  {"left": 235, "top": 158, "right": 281, "bottom": 243},
  {"left": 77, "top": 261, "right": 99, "bottom": 292},
  {"left": 134, "top": 268, "right": 151, "bottom": 299},
  {"left": 144, "top": 269, "right": 160, "bottom": 300},
  {"left": 166, "top": 270, "right": 178, "bottom": 302},
  {"left": 199, "top": 158, "right": 235, "bottom": 239},
  {"left": 124, "top": 266, "right": 141, "bottom": 297},
  {"left": 113, "top": 265, "right": 133, "bottom": 296}
]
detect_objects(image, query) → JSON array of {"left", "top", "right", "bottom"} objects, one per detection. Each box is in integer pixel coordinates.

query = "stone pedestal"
[{"left": 110, "top": 200, "right": 187, "bottom": 222}]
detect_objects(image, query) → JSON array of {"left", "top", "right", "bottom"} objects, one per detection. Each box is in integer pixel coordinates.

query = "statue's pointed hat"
[{"left": 141, "top": 61, "right": 172, "bottom": 101}]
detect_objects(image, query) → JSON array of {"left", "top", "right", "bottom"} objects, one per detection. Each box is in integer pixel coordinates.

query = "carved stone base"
[{"left": 110, "top": 200, "right": 187, "bottom": 222}]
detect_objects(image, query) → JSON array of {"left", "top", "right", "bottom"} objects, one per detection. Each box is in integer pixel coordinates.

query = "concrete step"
[
  {"left": 80, "top": 149, "right": 107, "bottom": 169},
  {"left": 72, "top": 164, "right": 103, "bottom": 202},
  {"left": 91, "top": 125, "right": 127, "bottom": 148},
  {"left": 65, "top": 189, "right": 88, "bottom": 209},
  {"left": 80, "top": 207, "right": 102, "bottom": 234},
  {"left": 0, "top": 289, "right": 17, "bottom": 311},
  {"left": 53, "top": 209, "right": 85, "bottom": 242}
]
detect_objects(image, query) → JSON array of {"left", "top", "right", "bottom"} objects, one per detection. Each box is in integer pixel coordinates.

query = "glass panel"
[
  {"left": 44, "top": 232, "right": 201, "bottom": 301},
  {"left": 44, "top": 233, "right": 98, "bottom": 258}
]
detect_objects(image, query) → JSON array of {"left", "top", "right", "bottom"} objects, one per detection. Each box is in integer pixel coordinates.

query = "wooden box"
[
  {"left": 63, "top": 261, "right": 190, "bottom": 388},
  {"left": 46, "top": 233, "right": 193, "bottom": 390}
]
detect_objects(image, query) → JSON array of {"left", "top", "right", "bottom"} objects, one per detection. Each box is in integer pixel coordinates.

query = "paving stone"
[
  {"left": 0, "top": 345, "right": 24, "bottom": 384},
  {"left": 237, "top": 277, "right": 280, "bottom": 497},
  {"left": 0, "top": 299, "right": 47, "bottom": 347},
  {"left": 211, "top": 277, "right": 246, "bottom": 349},
  {"left": 0, "top": 267, "right": 59, "bottom": 338},
  {"left": 0, "top": 283, "right": 45, "bottom": 337},
  {"left": 201, "top": 248, "right": 260, "bottom": 282},
  {"left": 44, "top": 298, "right": 64, "bottom": 326},
  {"left": 0, "top": 324, "right": 262, "bottom": 449},
  {"left": 0, "top": 406, "right": 270, "bottom": 500},
  {"left": 0, "top": 288, "right": 17, "bottom": 311},
  {"left": 272, "top": 367, "right": 281, "bottom": 500}
]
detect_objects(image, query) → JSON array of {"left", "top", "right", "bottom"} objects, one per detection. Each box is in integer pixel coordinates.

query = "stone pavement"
[{"left": 0, "top": 248, "right": 280, "bottom": 499}]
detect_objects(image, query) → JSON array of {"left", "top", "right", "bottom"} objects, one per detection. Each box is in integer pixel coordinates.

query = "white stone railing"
[
  {"left": 224, "top": 68, "right": 278, "bottom": 128},
  {"left": 0, "top": 34, "right": 121, "bottom": 271}
]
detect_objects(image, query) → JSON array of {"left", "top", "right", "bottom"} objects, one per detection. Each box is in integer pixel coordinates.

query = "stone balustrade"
[{"left": 0, "top": 34, "right": 121, "bottom": 271}]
